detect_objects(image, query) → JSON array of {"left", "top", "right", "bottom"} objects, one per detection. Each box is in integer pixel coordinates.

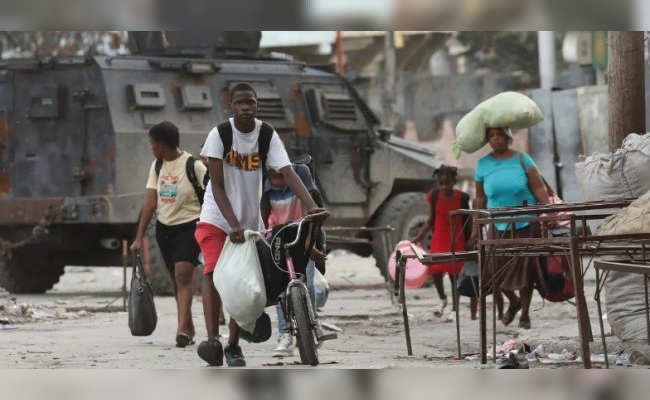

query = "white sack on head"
[
  {"left": 453, "top": 107, "right": 488, "bottom": 158},
  {"left": 453, "top": 91, "right": 543, "bottom": 159},
  {"left": 480, "top": 91, "right": 544, "bottom": 130}
]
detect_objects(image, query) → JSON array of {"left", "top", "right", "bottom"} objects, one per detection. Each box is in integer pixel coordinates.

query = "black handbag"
[
  {"left": 456, "top": 261, "right": 493, "bottom": 297},
  {"left": 128, "top": 254, "right": 158, "bottom": 336},
  {"left": 457, "top": 260, "right": 479, "bottom": 298}
]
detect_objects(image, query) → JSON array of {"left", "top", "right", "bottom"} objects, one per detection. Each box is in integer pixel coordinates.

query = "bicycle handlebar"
[
  {"left": 244, "top": 208, "right": 329, "bottom": 249},
  {"left": 282, "top": 208, "right": 328, "bottom": 248}
]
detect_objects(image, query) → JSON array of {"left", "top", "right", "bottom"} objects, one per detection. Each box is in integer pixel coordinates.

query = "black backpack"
[
  {"left": 155, "top": 156, "right": 208, "bottom": 205},
  {"left": 153, "top": 121, "right": 275, "bottom": 205},
  {"left": 218, "top": 120, "right": 274, "bottom": 182}
]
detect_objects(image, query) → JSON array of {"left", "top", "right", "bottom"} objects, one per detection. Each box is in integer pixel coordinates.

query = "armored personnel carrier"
[{"left": 0, "top": 32, "right": 441, "bottom": 294}]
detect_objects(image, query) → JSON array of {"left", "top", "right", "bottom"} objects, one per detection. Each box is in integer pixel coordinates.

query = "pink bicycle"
[{"left": 252, "top": 208, "right": 336, "bottom": 366}]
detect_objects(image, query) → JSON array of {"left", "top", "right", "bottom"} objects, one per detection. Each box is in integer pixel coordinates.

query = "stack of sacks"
[
  {"left": 452, "top": 91, "right": 544, "bottom": 158},
  {"left": 600, "top": 190, "right": 650, "bottom": 342},
  {"left": 574, "top": 133, "right": 650, "bottom": 201},
  {"left": 596, "top": 190, "right": 650, "bottom": 235}
]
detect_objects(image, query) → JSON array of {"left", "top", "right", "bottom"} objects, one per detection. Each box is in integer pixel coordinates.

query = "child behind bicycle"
[{"left": 261, "top": 164, "right": 326, "bottom": 358}]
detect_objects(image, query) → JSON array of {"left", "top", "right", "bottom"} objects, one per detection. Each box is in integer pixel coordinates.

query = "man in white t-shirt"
[{"left": 194, "top": 82, "right": 321, "bottom": 367}]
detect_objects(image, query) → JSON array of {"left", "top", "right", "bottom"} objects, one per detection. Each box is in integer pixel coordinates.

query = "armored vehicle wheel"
[
  {"left": 145, "top": 220, "right": 175, "bottom": 296},
  {"left": 0, "top": 249, "right": 65, "bottom": 294},
  {"left": 371, "top": 192, "right": 430, "bottom": 278}
]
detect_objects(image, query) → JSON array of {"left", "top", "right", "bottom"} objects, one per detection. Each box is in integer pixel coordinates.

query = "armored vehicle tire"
[
  {"left": 0, "top": 249, "right": 66, "bottom": 294},
  {"left": 371, "top": 192, "right": 430, "bottom": 278},
  {"left": 145, "top": 220, "right": 175, "bottom": 296}
]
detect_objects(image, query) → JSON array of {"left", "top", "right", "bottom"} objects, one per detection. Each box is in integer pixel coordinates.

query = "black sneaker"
[
  {"left": 239, "top": 312, "right": 272, "bottom": 343},
  {"left": 224, "top": 343, "right": 246, "bottom": 367},
  {"left": 197, "top": 338, "right": 223, "bottom": 367}
]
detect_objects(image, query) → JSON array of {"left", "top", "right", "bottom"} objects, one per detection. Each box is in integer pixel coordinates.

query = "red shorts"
[{"left": 195, "top": 222, "right": 228, "bottom": 276}]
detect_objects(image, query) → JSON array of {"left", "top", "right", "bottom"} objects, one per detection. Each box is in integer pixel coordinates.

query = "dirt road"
[{"left": 1, "top": 250, "right": 648, "bottom": 369}]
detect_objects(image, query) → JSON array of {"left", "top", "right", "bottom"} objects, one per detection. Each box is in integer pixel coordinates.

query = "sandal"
[
  {"left": 518, "top": 316, "right": 531, "bottom": 330},
  {"left": 176, "top": 333, "right": 195, "bottom": 348},
  {"left": 500, "top": 302, "right": 521, "bottom": 327}
]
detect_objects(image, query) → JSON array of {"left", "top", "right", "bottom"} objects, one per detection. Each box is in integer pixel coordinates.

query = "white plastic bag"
[
  {"left": 313, "top": 268, "right": 330, "bottom": 309},
  {"left": 213, "top": 231, "right": 266, "bottom": 333}
]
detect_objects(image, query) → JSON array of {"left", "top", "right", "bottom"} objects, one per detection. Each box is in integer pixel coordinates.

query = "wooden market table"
[
  {"left": 447, "top": 199, "right": 650, "bottom": 368},
  {"left": 593, "top": 257, "right": 650, "bottom": 368}
]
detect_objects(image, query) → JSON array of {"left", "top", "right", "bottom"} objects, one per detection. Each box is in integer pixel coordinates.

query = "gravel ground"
[{"left": 1, "top": 250, "right": 649, "bottom": 369}]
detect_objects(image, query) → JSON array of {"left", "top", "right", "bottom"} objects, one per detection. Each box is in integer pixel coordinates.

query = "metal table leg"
[
  {"left": 571, "top": 237, "right": 592, "bottom": 368},
  {"left": 595, "top": 268, "right": 609, "bottom": 368},
  {"left": 479, "top": 243, "right": 488, "bottom": 365},
  {"left": 397, "top": 253, "right": 413, "bottom": 356},
  {"left": 645, "top": 275, "right": 650, "bottom": 345}
]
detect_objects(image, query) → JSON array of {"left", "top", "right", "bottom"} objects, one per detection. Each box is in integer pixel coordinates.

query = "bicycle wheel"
[{"left": 290, "top": 286, "right": 319, "bottom": 366}]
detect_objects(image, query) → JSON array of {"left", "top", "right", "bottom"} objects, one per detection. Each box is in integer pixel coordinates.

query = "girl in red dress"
[{"left": 411, "top": 166, "right": 476, "bottom": 319}]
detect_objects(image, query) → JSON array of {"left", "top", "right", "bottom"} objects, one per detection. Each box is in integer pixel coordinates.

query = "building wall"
[{"left": 530, "top": 86, "right": 611, "bottom": 203}]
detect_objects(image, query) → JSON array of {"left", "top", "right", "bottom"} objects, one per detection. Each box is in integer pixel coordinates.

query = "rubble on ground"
[
  {"left": 0, "top": 298, "right": 93, "bottom": 326},
  {"left": 487, "top": 339, "right": 650, "bottom": 368}
]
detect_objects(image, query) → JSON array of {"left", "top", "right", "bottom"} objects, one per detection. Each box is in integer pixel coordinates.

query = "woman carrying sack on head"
[
  {"left": 131, "top": 121, "right": 207, "bottom": 347},
  {"left": 470, "top": 127, "right": 553, "bottom": 329}
]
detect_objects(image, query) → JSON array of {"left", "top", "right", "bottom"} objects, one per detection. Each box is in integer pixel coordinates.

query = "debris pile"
[
  {"left": 485, "top": 339, "right": 650, "bottom": 369},
  {"left": 0, "top": 298, "right": 92, "bottom": 327}
]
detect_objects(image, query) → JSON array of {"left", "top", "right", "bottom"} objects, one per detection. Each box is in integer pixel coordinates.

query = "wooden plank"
[{"left": 594, "top": 260, "right": 650, "bottom": 275}]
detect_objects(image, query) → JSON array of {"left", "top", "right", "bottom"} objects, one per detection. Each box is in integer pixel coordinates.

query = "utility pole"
[
  {"left": 537, "top": 31, "right": 557, "bottom": 89},
  {"left": 538, "top": 31, "right": 562, "bottom": 197},
  {"left": 383, "top": 31, "right": 396, "bottom": 129},
  {"left": 607, "top": 31, "right": 646, "bottom": 151}
]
